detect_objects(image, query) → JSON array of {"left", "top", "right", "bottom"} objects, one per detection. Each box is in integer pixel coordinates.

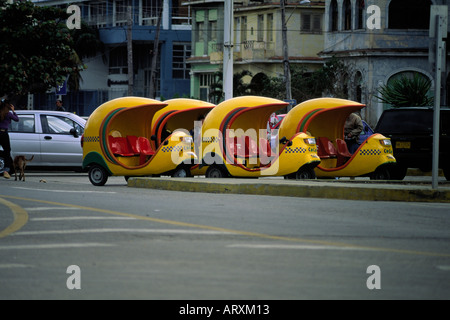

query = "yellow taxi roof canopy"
[{"left": 279, "top": 97, "right": 365, "bottom": 141}]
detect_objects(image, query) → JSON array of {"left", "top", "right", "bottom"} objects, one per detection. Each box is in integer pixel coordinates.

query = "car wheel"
[
  {"left": 389, "top": 164, "right": 407, "bottom": 180},
  {"left": 444, "top": 167, "right": 450, "bottom": 181},
  {"left": 295, "top": 167, "right": 316, "bottom": 180},
  {"left": 206, "top": 165, "right": 226, "bottom": 178},
  {"left": 370, "top": 167, "right": 390, "bottom": 180},
  {"left": 88, "top": 165, "right": 108, "bottom": 186}
]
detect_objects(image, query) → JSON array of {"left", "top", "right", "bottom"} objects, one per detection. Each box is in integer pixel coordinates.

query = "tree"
[
  {"left": 208, "top": 70, "right": 253, "bottom": 103},
  {"left": 250, "top": 56, "right": 351, "bottom": 104},
  {"left": 0, "top": 0, "right": 84, "bottom": 102},
  {"left": 376, "top": 72, "right": 434, "bottom": 107}
]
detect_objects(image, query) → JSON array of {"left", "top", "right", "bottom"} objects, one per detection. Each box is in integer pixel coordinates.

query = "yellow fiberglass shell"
[
  {"left": 200, "top": 95, "right": 320, "bottom": 177},
  {"left": 279, "top": 97, "right": 365, "bottom": 141},
  {"left": 152, "top": 98, "right": 215, "bottom": 148},
  {"left": 279, "top": 97, "right": 396, "bottom": 177},
  {"left": 82, "top": 96, "right": 196, "bottom": 176}
]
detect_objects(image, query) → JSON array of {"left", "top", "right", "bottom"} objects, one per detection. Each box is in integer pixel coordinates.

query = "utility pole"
[
  {"left": 127, "top": 6, "right": 133, "bottom": 96},
  {"left": 429, "top": 5, "right": 448, "bottom": 189},
  {"left": 223, "top": 0, "right": 233, "bottom": 100},
  {"left": 281, "top": 0, "right": 292, "bottom": 109},
  {"left": 149, "top": 5, "right": 163, "bottom": 99}
]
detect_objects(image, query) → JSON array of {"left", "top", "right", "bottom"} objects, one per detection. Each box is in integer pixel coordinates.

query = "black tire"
[
  {"left": 389, "top": 164, "right": 407, "bottom": 180},
  {"left": 206, "top": 165, "right": 226, "bottom": 178},
  {"left": 295, "top": 167, "right": 316, "bottom": 180},
  {"left": 172, "top": 166, "right": 190, "bottom": 177},
  {"left": 88, "top": 165, "right": 108, "bottom": 186},
  {"left": 370, "top": 167, "right": 390, "bottom": 180}
]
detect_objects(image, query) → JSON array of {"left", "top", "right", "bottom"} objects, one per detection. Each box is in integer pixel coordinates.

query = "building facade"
[
  {"left": 185, "top": 0, "right": 325, "bottom": 103},
  {"left": 321, "top": 0, "right": 450, "bottom": 126},
  {"left": 33, "top": 0, "right": 192, "bottom": 116}
]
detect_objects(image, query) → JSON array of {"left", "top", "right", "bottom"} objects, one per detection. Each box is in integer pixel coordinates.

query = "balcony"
[{"left": 240, "top": 41, "right": 275, "bottom": 61}]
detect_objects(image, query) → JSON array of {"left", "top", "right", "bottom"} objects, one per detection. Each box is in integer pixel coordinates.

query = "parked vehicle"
[
  {"left": 151, "top": 98, "right": 215, "bottom": 176},
  {"left": 0, "top": 110, "right": 85, "bottom": 172},
  {"left": 375, "top": 107, "right": 450, "bottom": 180},
  {"left": 279, "top": 97, "right": 396, "bottom": 179},
  {"left": 81, "top": 96, "right": 196, "bottom": 186},
  {"left": 359, "top": 120, "right": 374, "bottom": 144},
  {"left": 198, "top": 96, "right": 320, "bottom": 179}
]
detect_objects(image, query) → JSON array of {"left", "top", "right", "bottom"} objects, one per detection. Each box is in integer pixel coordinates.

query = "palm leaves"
[{"left": 376, "top": 73, "right": 434, "bottom": 107}]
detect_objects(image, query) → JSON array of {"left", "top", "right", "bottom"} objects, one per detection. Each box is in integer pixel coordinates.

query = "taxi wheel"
[
  {"left": 370, "top": 167, "right": 390, "bottom": 180},
  {"left": 206, "top": 165, "right": 226, "bottom": 178},
  {"left": 172, "top": 166, "right": 190, "bottom": 178},
  {"left": 88, "top": 165, "right": 108, "bottom": 186},
  {"left": 389, "top": 164, "right": 407, "bottom": 180},
  {"left": 295, "top": 167, "right": 316, "bottom": 180}
]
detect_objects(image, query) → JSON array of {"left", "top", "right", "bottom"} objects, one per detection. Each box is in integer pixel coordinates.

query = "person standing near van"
[
  {"left": 0, "top": 99, "right": 19, "bottom": 179},
  {"left": 344, "top": 112, "right": 363, "bottom": 154}
]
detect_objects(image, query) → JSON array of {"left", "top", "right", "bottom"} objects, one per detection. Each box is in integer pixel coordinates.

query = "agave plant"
[{"left": 376, "top": 73, "right": 434, "bottom": 107}]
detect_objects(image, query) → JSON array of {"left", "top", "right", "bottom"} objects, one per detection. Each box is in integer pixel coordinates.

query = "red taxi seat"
[
  {"left": 109, "top": 136, "right": 137, "bottom": 157},
  {"left": 231, "top": 136, "right": 258, "bottom": 158},
  {"left": 316, "top": 137, "right": 337, "bottom": 159},
  {"left": 137, "top": 137, "right": 155, "bottom": 164},
  {"left": 335, "top": 138, "right": 352, "bottom": 166},
  {"left": 259, "top": 138, "right": 273, "bottom": 164}
]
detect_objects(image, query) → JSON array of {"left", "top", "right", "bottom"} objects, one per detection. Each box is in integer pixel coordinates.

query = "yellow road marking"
[
  {"left": 1, "top": 195, "right": 449, "bottom": 257},
  {"left": 0, "top": 198, "right": 29, "bottom": 238}
]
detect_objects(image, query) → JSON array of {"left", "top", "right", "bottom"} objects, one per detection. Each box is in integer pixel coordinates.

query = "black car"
[{"left": 375, "top": 107, "right": 450, "bottom": 180}]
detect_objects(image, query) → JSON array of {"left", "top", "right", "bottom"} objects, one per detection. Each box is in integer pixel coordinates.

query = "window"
[
  {"left": 109, "top": 46, "right": 128, "bottom": 75},
  {"left": 330, "top": 0, "right": 338, "bottom": 31},
  {"left": 389, "top": 0, "right": 431, "bottom": 29},
  {"left": 208, "top": 20, "right": 217, "bottom": 42},
  {"left": 9, "top": 114, "right": 35, "bottom": 133},
  {"left": 196, "top": 21, "right": 205, "bottom": 42},
  {"left": 266, "top": 13, "right": 273, "bottom": 42},
  {"left": 199, "top": 73, "right": 214, "bottom": 102},
  {"left": 343, "top": 0, "right": 351, "bottom": 30},
  {"left": 115, "top": 0, "right": 131, "bottom": 26},
  {"left": 257, "top": 15, "right": 264, "bottom": 42},
  {"left": 356, "top": 0, "right": 365, "bottom": 29},
  {"left": 41, "top": 115, "right": 84, "bottom": 135},
  {"left": 241, "top": 16, "right": 247, "bottom": 43},
  {"left": 89, "top": 2, "right": 107, "bottom": 27},
  {"left": 301, "top": 14, "right": 322, "bottom": 33},
  {"left": 173, "top": 43, "right": 191, "bottom": 79},
  {"left": 172, "top": 0, "right": 190, "bottom": 25},
  {"left": 142, "top": 0, "right": 162, "bottom": 26},
  {"left": 355, "top": 71, "right": 363, "bottom": 103}
]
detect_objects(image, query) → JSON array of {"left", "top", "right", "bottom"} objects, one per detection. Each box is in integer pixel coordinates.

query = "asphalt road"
[{"left": 0, "top": 171, "right": 449, "bottom": 301}]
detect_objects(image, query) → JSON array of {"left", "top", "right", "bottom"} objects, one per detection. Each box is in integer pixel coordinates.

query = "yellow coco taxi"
[
  {"left": 199, "top": 96, "right": 320, "bottom": 179},
  {"left": 279, "top": 97, "right": 396, "bottom": 179},
  {"left": 151, "top": 98, "right": 215, "bottom": 176},
  {"left": 82, "top": 96, "right": 196, "bottom": 186}
]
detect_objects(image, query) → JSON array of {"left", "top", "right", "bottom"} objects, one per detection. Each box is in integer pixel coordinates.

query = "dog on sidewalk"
[{"left": 13, "top": 155, "right": 34, "bottom": 181}]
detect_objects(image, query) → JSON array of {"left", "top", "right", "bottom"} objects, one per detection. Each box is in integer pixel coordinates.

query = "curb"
[{"left": 128, "top": 177, "right": 450, "bottom": 203}]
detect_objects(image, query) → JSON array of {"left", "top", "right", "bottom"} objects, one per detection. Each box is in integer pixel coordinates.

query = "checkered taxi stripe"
[
  {"left": 359, "top": 149, "right": 381, "bottom": 156},
  {"left": 284, "top": 147, "right": 307, "bottom": 154},
  {"left": 83, "top": 136, "right": 100, "bottom": 143},
  {"left": 161, "top": 145, "right": 191, "bottom": 153},
  {"left": 202, "top": 136, "right": 219, "bottom": 143}
]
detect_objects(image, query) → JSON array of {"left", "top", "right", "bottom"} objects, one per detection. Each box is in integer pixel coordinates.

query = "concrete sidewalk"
[{"left": 128, "top": 176, "right": 450, "bottom": 203}]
